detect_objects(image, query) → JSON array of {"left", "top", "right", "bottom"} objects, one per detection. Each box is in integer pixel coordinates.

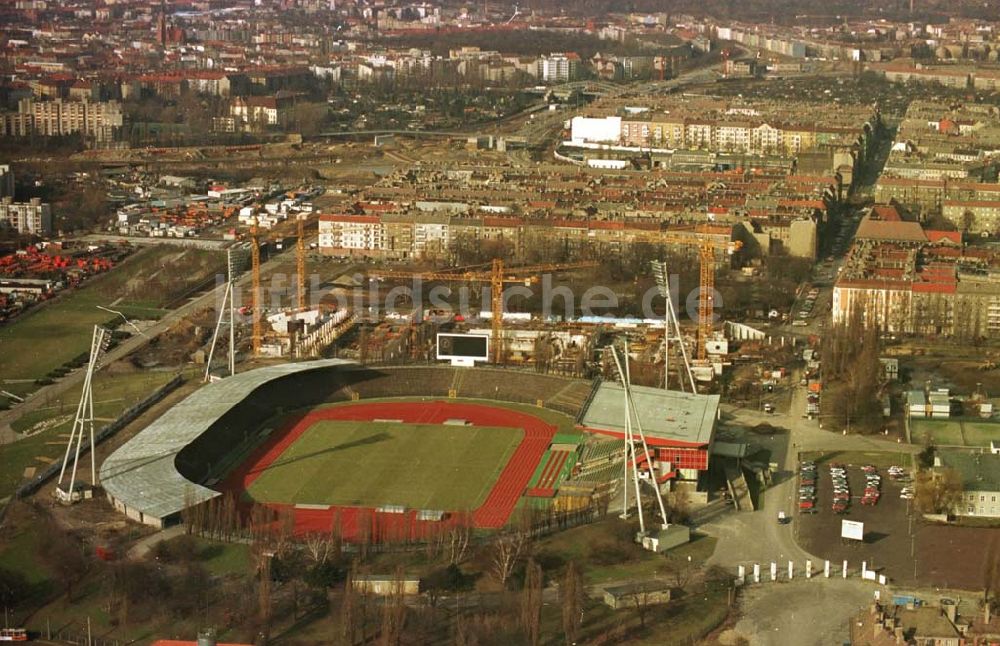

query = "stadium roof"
[
  {"left": 100, "top": 359, "right": 355, "bottom": 524},
  {"left": 579, "top": 383, "right": 720, "bottom": 447}
]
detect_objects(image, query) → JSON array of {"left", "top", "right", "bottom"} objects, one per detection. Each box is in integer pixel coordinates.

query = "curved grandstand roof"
[{"left": 100, "top": 359, "right": 356, "bottom": 524}]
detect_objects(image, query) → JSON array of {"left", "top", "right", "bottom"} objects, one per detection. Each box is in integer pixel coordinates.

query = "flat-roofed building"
[
  {"left": 0, "top": 197, "right": 52, "bottom": 234},
  {"left": 580, "top": 383, "right": 719, "bottom": 488}
]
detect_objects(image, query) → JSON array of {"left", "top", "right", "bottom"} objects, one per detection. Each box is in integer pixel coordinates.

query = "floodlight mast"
[
  {"left": 57, "top": 325, "right": 110, "bottom": 499},
  {"left": 610, "top": 342, "right": 670, "bottom": 534},
  {"left": 205, "top": 247, "right": 244, "bottom": 381},
  {"left": 651, "top": 260, "right": 696, "bottom": 392}
]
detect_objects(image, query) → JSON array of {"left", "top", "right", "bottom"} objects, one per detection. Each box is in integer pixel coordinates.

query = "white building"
[
  {"left": 0, "top": 197, "right": 52, "bottom": 234},
  {"left": 318, "top": 214, "right": 385, "bottom": 256},
  {"left": 538, "top": 53, "right": 580, "bottom": 83},
  {"left": 569, "top": 116, "right": 622, "bottom": 144}
]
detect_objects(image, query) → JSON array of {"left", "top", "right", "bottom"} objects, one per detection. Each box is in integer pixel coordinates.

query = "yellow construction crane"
[
  {"left": 370, "top": 258, "right": 598, "bottom": 364},
  {"left": 296, "top": 215, "right": 307, "bottom": 311},
  {"left": 250, "top": 217, "right": 262, "bottom": 356},
  {"left": 629, "top": 225, "right": 742, "bottom": 360}
]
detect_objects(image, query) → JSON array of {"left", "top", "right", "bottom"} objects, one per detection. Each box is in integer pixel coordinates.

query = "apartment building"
[
  {"left": 0, "top": 98, "right": 123, "bottom": 143},
  {"left": 538, "top": 53, "right": 580, "bottom": 83},
  {"left": 318, "top": 215, "right": 385, "bottom": 257},
  {"left": 936, "top": 450, "right": 1000, "bottom": 518},
  {"left": 573, "top": 113, "right": 860, "bottom": 158},
  {"left": 832, "top": 216, "right": 1000, "bottom": 339},
  {"left": 318, "top": 212, "right": 736, "bottom": 264},
  {"left": 0, "top": 197, "right": 53, "bottom": 234},
  {"left": 0, "top": 165, "right": 13, "bottom": 199},
  {"left": 230, "top": 93, "right": 296, "bottom": 130},
  {"left": 942, "top": 200, "right": 1000, "bottom": 234}
]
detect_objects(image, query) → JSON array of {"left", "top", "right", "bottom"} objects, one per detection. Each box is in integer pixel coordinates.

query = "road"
[
  {"left": 702, "top": 388, "right": 918, "bottom": 645},
  {"left": 700, "top": 382, "right": 919, "bottom": 572}
]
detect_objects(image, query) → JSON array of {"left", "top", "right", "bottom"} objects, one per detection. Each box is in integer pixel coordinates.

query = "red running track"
[{"left": 219, "top": 400, "right": 557, "bottom": 540}]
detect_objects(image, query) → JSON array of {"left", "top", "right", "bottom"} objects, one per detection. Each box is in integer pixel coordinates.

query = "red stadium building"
[{"left": 578, "top": 383, "right": 719, "bottom": 489}]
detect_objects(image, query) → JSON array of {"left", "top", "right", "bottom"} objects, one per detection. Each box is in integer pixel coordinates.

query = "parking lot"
[{"left": 795, "top": 456, "right": 919, "bottom": 585}]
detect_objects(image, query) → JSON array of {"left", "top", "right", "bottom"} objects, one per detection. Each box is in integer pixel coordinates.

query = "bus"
[{"left": 0, "top": 628, "right": 27, "bottom": 642}]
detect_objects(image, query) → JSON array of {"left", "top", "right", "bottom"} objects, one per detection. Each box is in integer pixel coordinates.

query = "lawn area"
[
  {"left": 247, "top": 420, "right": 523, "bottom": 510},
  {"left": 0, "top": 520, "right": 53, "bottom": 588},
  {"left": 533, "top": 518, "right": 717, "bottom": 584},
  {"left": 0, "top": 285, "right": 121, "bottom": 381},
  {"left": 910, "top": 419, "right": 966, "bottom": 447},
  {"left": 957, "top": 421, "right": 1000, "bottom": 448},
  {"left": 162, "top": 536, "right": 251, "bottom": 577},
  {"left": 800, "top": 449, "right": 912, "bottom": 469},
  {"left": 0, "top": 370, "right": 178, "bottom": 499},
  {"left": 0, "top": 245, "right": 224, "bottom": 382}
]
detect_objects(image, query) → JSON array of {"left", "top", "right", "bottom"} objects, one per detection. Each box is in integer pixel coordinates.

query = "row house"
[
  {"left": 318, "top": 213, "right": 737, "bottom": 264},
  {"left": 610, "top": 116, "right": 829, "bottom": 155}
]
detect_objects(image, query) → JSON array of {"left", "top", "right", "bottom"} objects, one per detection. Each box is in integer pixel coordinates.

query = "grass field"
[
  {"left": 910, "top": 419, "right": 966, "bottom": 446},
  {"left": 956, "top": 421, "right": 1000, "bottom": 447},
  {"left": 0, "top": 245, "right": 223, "bottom": 383},
  {"left": 0, "top": 370, "right": 178, "bottom": 500},
  {"left": 909, "top": 418, "right": 1000, "bottom": 448},
  {"left": 246, "top": 420, "right": 523, "bottom": 510}
]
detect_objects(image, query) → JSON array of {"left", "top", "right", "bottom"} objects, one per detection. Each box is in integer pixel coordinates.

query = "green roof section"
[{"left": 937, "top": 449, "right": 1000, "bottom": 491}]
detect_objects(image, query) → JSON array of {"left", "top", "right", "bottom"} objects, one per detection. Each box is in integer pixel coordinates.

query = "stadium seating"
[{"left": 176, "top": 364, "right": 594, "bottom": 487}]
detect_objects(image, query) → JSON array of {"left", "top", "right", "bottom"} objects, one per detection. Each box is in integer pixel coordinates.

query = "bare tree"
[
  {"left": 915, "top": 468, "right": 964, "bottom": 514},
  {"left": 305, "top": 532, "right": 336, "bottom": 565},
  {"left": 341, "top": 568, "right": 360, "bottom": 645},
  {"left": 379, "top": 567, "right": 408, "bottom": 646},
  {"left": 521, "top": 559, "right": 543, "bottom": 646},
  {"left": 490, "top": 530, "right": 527, "bottom": 588},
  {"left": 630, "top": 584, "right": 656, "bottom": 630},
  {"left": 447, "top": 511, "right": 473, "bottom": 565},
  {"left": 561, "top": 561, "right": 584, "bottom": 645}
]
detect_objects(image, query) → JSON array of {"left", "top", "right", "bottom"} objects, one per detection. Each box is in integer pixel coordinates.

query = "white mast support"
[
  {"left": 624, "top": 342, "right": 646, "bottom": 535},
  {"left": 667, "top": 296, "right": 697, "bottom": 392},
  {"left": 204, "top": 280, "right": 232, "bottom": 382},
  {"left": 620, "top": 351, "right": 629, "bottom": 519},
  {"left": 229, "top": 265, "right": 236, "bottom": 375},
  {"left": 61, "top": 326, "right": 107, "bottom": 496},
  {"left": 624, "top": 377, "right": 671, "bottom": 529},
  {"left": 651, "top": 260, "right": 696, "bottom": 393},
  {"left": 57, "top": 328, "right": 96, "bottom": 486},
  {"left": 664, "top": 310, "right": 670, "bottom": 390},
  {"left": 612, "top": 343, "right": 645, "bottom": 535}
]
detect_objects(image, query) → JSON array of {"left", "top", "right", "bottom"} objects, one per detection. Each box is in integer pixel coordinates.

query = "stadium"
[{"left": 100, "top": 360, "right": 720, "bottom": 540}]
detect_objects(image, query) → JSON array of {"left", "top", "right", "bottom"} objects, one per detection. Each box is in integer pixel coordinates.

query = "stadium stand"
[{"left": 104, "top": 360, "right": 596, "bottom": 529}]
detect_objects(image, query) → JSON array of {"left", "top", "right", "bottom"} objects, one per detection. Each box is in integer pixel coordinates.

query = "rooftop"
[
  {"left": 937, "top": 449, "right": 1000, "bottom": 491},
  {"left": 855, "top": 216, "right": 928, "bottom": 244},
  {"left": 580, "top": 383, "right": 719, "bottom": 447}
]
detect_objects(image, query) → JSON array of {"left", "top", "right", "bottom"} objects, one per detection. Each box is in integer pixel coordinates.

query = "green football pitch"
[{"left": 246, "top": 420, "right": 524, "bottom": 510}]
